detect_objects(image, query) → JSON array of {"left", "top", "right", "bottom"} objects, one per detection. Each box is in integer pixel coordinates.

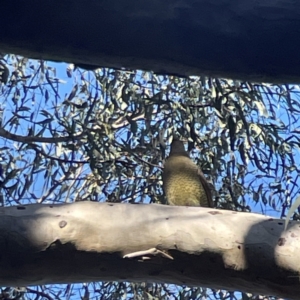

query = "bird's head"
[{"left": 169, "top": 137, "right": 189, "bottom": 157}]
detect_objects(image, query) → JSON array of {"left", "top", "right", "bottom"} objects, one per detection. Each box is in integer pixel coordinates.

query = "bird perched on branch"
[{"left": 162, "top": 138, "right": 214, "bottom": 207}]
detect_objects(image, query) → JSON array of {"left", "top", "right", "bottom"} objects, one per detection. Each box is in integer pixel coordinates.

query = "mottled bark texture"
[{"left": 0, "top": 202, "right": 299, "bottom": 299}]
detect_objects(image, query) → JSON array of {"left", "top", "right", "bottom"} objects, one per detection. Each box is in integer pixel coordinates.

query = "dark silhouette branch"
[{"left": 0, "top": 0, "right": 300, "bottom": 82}]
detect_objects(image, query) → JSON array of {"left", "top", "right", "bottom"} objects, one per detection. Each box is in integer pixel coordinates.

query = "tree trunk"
[
  {"left": 0, "top": 0, "right": 300, "bottom": 82},
  {"left": 0, "top": 202, "right": 298, "bottom": 299}
]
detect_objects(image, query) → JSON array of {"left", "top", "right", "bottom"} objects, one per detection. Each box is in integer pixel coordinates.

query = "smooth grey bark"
[
  {"left": 1, "top": 0, "right": 300, "bottom": 82},
  {"left": 0, "top": 202, "right": 299, "bottom": 299}
]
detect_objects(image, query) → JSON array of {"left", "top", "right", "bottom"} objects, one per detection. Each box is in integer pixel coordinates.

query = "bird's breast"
[{"left": 163, "top": 157, "right": 207, "bottom": 206}]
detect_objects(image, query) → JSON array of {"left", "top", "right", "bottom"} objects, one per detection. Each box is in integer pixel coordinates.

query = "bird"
[{"left": 162, "top": 138, "right": 214, "bottom": 207}]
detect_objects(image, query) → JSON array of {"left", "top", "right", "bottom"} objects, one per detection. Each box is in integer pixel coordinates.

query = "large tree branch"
[
  {"left": 0, "top": 128, "right": 85, "bottom": 144},
  {"left": 0, "top": 1, "right": 300, "bottom": 82},
  {"left": 0, "top": 202, "right": 298, "bottom": 298}
]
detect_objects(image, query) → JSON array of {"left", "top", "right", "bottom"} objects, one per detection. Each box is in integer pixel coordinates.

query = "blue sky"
[
  {"left": 1, "top": 56, "right": 298, "bottom": 299},
  {"left": 1, "top": 57, "right": 299, "bottom": 218}
]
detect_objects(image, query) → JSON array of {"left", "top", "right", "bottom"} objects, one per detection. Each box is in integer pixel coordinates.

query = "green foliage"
[
  {"left": 0, "top": 54, "right": 299, "bottom": 299},
  {"left": 0, "top": 55, "right": 299, "bottom": 215}
]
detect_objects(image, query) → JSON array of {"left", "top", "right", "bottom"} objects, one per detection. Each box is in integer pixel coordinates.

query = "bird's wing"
[{"left": 197, "top": 168, "right": 214, "bottom": 208}]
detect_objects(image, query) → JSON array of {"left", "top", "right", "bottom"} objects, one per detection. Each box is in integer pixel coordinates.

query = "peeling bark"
[
  {"left": 0, "top": 1, "right": 300, "bottom": 82},
  {"left": 0, "top": 202, "right": 299, "bottom": 298}
]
